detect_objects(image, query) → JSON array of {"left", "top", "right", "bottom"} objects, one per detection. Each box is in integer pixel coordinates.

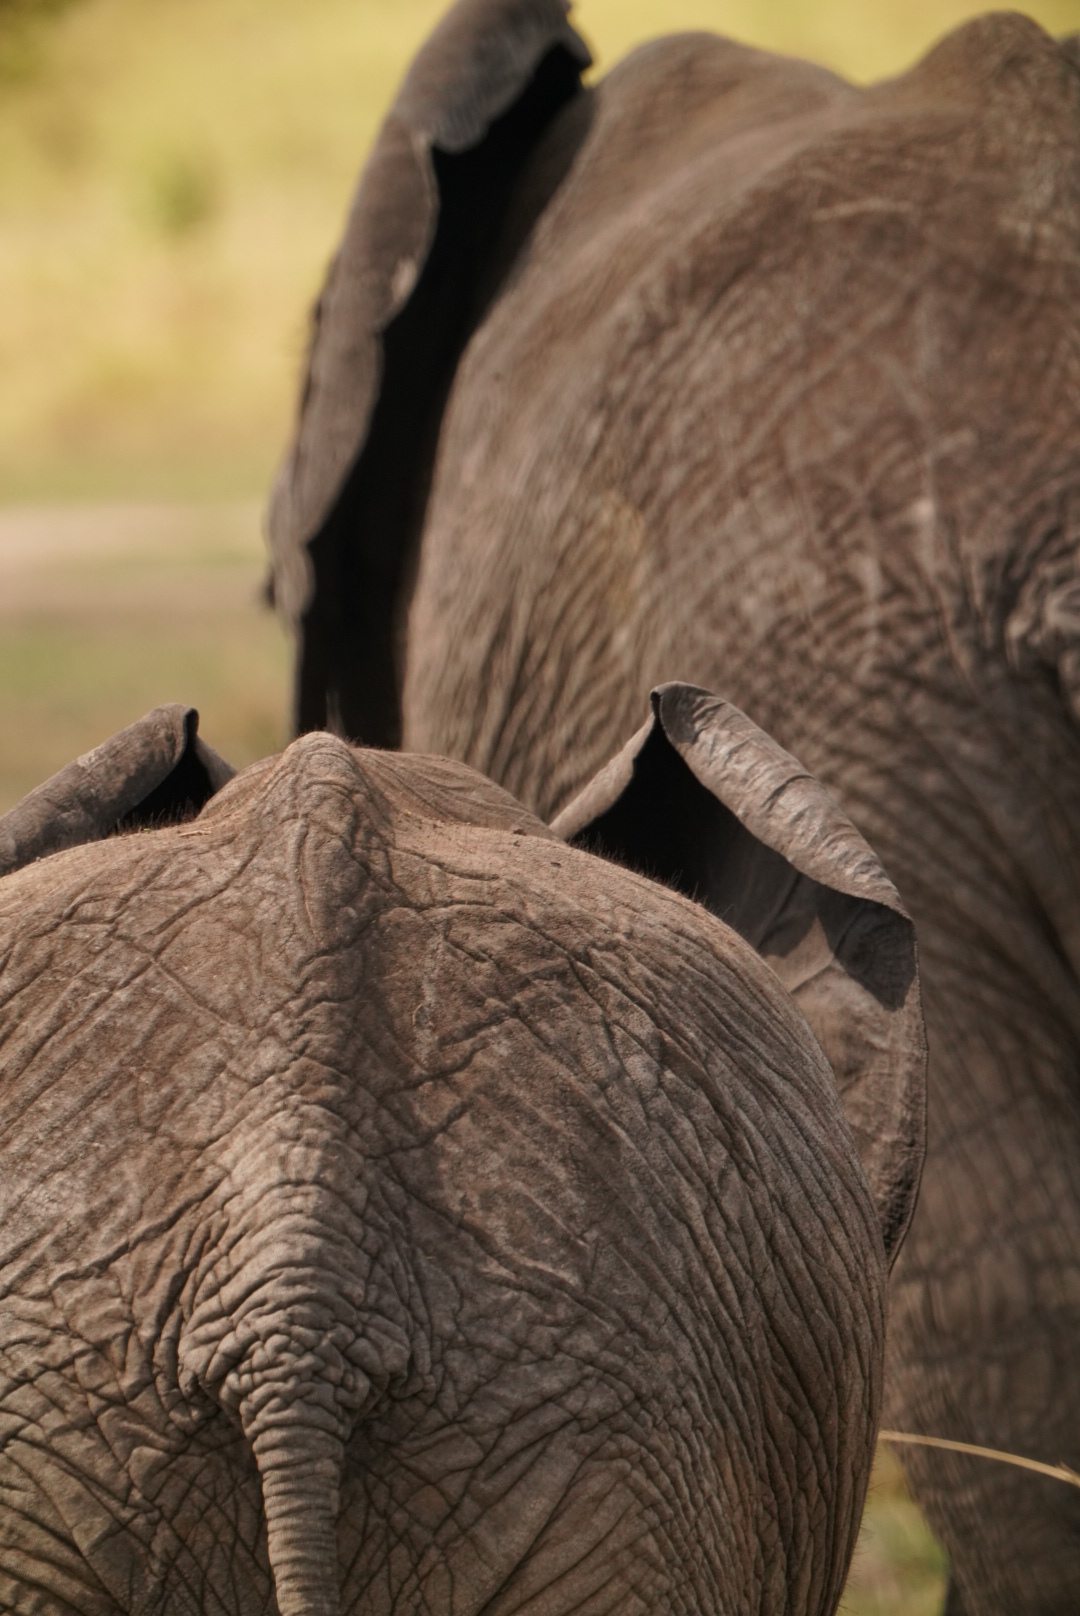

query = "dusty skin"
[
  {"left": 0, "top": 504, "right": 947, "bottom": 1614},
  {"left": 270, "top": 3, "right": 1080, "bottom": 1611},
  {"left": 0, "top": 692, "right": 925, "bottom": 1616}
]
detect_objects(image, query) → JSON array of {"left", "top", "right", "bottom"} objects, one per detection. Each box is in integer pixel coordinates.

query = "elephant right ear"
[
  {"left": 552, "top": 683, "right": 927, "bottom": 1269},
  {"left": 0, "top": 705, "right": 235, "bottom": 878},
  {"left": 268, "top": 0, "right": 591, "bottom": 744}
]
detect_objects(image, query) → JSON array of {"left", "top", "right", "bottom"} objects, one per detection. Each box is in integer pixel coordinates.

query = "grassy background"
[
  {"left": 2, "top": 1, "right": 1076, "bottom": 1602},
  {"left": 0, "top": 500, "right": 289, "bottom": 800},
  {"left": 847, "top": 1448, "right": 948, "bottom": 1616}
]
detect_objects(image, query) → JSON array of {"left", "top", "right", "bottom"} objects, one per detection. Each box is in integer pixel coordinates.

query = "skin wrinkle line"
[
  {"left": 499, "top": 994, "right": 742, "bottom": 1225},
  {"left": 114, "top": 944, "right": 257, "bottom": 1042},
  {"left": 644, "top": 349, "right": 927, "bottom": 619},
  {"left": 762, "top": 1245, "right": 852, "bottom": 1471},
  {"left": 4, "top": 1434, "right": 139, "bottom": 1562},
  {"left": 392, "top": 1170, "right": 693, "bottom": 1355},
  {"left": 19, "top": 931, "right": 232, "bottom": 1064},
  {"left": 594, "top": 1111, "right": 798, "bottom": 1415},
  {"left": 53, "top": 855, "right": 236, "bottom": 944},
  {"left": 0, "top": 1532, "right": 109, "bottom": 1616},
  {"left": 125, "top": 1499, "right": 205, "bottom": 1616},
  {"left": 963, "top": 701, "right": 1080, "bottom": 930},
  {"left": 490, "top": 1491, "right": 657, "bottom": 1616},
  {"left": 113, "top": 843, "right": 262, "bottom": 937},
  {"left": 849, "top": 692, "right": 1055, "bottom": 909},
  {"left": 0, "top": 955, "right": 157, "bottom": 1078},
  {"left": 417, "top": 1411, "right": 589, "bottom": 1575},
  {"left": 890, "top": 707, "right": 1080, "bottom": 997},
  {"left": 0, "top": 1526, "right": 101, "bottom": 1605},
  {"left": 37, "top": 1193, "right": 218, "bottom": 1295},
  {"left": 603, "top": 205, "right": 924, "bottom": 502},
  {"left": 557, "top": 920, "right": 797, "bottom": 1080},
  {"left": 960, "top": 641, "right": 1068, "bottom": 793}
]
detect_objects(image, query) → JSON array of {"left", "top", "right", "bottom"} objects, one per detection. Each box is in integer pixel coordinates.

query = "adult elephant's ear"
[
  {"left": 552, "top": 683, "right": 927, "bottom": 1269},
  {"left": 0, "top": 705, "right": 235, "bottom": 878},
  {"left": 268, "top": 0, "right": 591, "bottom": 745}
]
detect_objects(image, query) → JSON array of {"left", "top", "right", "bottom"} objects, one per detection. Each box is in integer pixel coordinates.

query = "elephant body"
[
  {"left": 270, "top": 5, "right": 1080, "bottom": 1610},
  {"left": 0, "top": 701, "right": 923, "bottom": 1615}
]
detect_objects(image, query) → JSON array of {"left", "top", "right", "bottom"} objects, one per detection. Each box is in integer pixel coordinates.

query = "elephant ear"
[
  {"left": 268, "top": 0, "right": 591, "bottom": 743},
  {"left": 552, "top": 683, "right": 927, "bottom": 1269},
  {"left": 0, "top": 705, "right": 235, "bottom": 878}
]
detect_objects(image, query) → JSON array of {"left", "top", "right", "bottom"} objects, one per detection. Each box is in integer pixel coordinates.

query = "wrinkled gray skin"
[
  {"left": 270, "top": 4, "right": 1080, "bottom": 1611},
  {"left": 0, "top": 693, "right": 924, "bottom": 1616}
]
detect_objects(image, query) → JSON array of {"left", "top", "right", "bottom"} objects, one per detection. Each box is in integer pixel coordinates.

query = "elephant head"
[{"left": 0, "top": 691, "right": 924, "bottom": 1616}]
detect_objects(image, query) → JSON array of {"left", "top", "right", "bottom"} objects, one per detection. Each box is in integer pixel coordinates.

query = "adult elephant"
[
  {"left": 269, "top": 3, "right": 1080, "bottom": 1611},
  {"left": 0, "top": 698, "right": 923, "bottom": 1616}
]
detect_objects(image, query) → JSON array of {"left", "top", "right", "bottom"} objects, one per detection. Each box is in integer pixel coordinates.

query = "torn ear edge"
[
  {"left": 552, "top": 683, "right": 927, "bottom": 1270},
  {"left": 0, "top": 705, "right": 236, "bottom": 878}
]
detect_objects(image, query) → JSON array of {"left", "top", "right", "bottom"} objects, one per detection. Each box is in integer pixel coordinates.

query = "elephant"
[
  {"left": 0, "top": 697, "right": 924, "bottom": 1616},
  {"left": 267, "top": 2, "right": 1080, "bottom": 1611}
]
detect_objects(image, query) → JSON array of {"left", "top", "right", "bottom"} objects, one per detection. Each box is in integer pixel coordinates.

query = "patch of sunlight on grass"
[
  {"left": 841, "top": 1443, "right": 949, "bottom": 1616},
  {"left": 0, "top": 0, "right": 1077, "bottom": 499},
  {"left": 0, "top": 501, "right": 290, "bottom": 809}
]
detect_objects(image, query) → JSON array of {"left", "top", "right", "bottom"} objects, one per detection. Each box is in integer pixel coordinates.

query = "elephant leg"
[{"left": 886, "top": 955, "right": 1080, "bottom": 1615}]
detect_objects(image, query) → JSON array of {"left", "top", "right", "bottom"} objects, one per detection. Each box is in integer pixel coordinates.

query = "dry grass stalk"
[{"left": 879, "top": 1431, "right": 1080, "bottom": 1490}]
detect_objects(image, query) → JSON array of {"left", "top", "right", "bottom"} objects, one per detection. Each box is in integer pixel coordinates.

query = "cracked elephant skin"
[
  {"left": 269, "top": 2, "right": 1080, "bottom": 1609},
  {"left": 0, "top": 705, "right": 923, "bottom": 1616}
]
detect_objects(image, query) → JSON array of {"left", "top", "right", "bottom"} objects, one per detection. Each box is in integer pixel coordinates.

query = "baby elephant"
[{"left": 0, "top": 688, "right": 924, "bottom": 1616}]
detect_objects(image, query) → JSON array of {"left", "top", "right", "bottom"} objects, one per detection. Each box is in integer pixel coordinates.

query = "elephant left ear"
[
  {"left": 268, "top": 0, "right": 591, "bottom": 744},
  {"left": 0, "top": 705, "right": 235, "bottom": 878},
  {"left": 552, "top": 682, "right": 926, "bottom": 1269}
]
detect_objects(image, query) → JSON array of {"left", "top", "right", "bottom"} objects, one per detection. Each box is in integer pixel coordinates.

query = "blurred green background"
[{"left": 2, "top": 3, "right": 1077, "bottom": 1599}]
